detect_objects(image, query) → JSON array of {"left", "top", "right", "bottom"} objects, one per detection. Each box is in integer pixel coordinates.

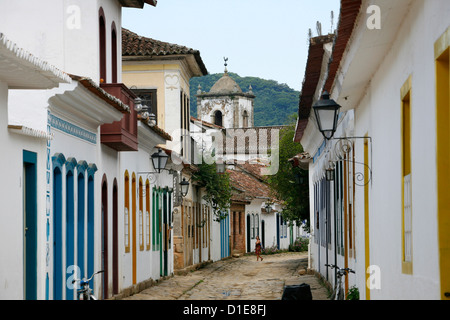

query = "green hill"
[{"left": 189, "top": 73, "right": 300, "bottom": 127}]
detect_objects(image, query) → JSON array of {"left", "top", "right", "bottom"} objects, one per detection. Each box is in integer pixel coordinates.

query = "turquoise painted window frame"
[{"left": 51, "top": 153, "right": 65, "bottom": 300}]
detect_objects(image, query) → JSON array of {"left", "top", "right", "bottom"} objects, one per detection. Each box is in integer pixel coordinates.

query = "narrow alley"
[{"left": 119, "top": 252, "right": 329, "bottom": 300}]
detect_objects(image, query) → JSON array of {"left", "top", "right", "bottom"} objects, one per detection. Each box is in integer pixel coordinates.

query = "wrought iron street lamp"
[
  {"left": 180, "top": 177, "right": 190, "bottom": 197},
  {"left": 313, "top": 91, "right": 342, "bottom": 140},
  {"left": 151, "top": 148, "right": 169, "bottom": 173}
]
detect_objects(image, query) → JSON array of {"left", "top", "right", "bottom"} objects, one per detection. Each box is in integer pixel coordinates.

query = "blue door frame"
[
  {"left": 87, "top": 175, "right": 95, "bottom": 280},
  {"left": 52, "top": 158, "right": 63, "bottom": 300},
  {"left": 65, "top": 158, "right": 76, "bottom": 300},
  {"left": 220, "top": 213, "right": 230, "bottom": 259},
  {"left": 77, "top": 172, "right": 85, "bottom": 280},
  {"left": 23, "top": 150, "right": 37, "bottom": 300}
]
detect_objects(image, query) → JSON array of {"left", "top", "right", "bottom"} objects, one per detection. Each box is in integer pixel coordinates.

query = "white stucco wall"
[
  {"left": 351, "top": 0, "right": 449, "bottom": 300},
  {"left": 0, "top": 81, "right": 49, "bottom": 299},
  {"left": 305, "top": 0, "right": 450, "bottom": 300},
  {"left": 0, "top": 0, "right": 122, "bottom": 84}
]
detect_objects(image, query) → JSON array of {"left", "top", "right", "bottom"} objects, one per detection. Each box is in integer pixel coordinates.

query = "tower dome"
[
  {"left": 196, "top": 58, "right": 255, "bottom": 129},
  {"left": 209, "top": 71, "right": 242, "bottom": 94}
]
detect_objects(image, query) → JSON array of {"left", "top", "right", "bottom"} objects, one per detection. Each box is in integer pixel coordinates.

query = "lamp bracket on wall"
[
  {"left": 330, "top": 136, "right": 373, "bottom": 187},
  {"left": 137, "top": 169, "right": 177, "bottom": 198}
]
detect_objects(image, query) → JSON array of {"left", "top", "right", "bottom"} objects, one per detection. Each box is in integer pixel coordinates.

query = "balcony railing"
[{"left": 100, "top": 83, "right": 138, "bottom": 151}]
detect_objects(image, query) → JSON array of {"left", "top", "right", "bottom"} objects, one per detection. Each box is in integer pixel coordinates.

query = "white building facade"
[
  {"left": 0, "top": 0, "right": 172, "bottom": 300},
  {"left": 296, "top": 0, "right": 450, "bottom": 300}
]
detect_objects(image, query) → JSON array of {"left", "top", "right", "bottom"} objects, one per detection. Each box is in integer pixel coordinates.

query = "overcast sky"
[{"left": 122, "top": 0, "right": 341, "bottom": 92}]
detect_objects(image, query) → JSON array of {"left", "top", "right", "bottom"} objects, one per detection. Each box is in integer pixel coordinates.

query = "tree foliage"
[
  {"left": 267, "top": 116, "right": 309, "bottom": 224},
  {"left": 190, "top": 73, "right": 300, "bottom": 126},
  {"left": 192, "top": 161, "right": 233, "bottom": 222}
]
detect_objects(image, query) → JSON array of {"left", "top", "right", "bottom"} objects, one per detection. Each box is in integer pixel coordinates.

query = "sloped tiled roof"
[
  {"left": 69, "top": 74, "right": 130, "bottom": 114},
  {"left": 190, "top": 116, "right": 224, "bottom": 130},
  {"left": 0, "top": 32, "right": 71, "bottom": 89},
  {"left": 226, "top": 161, "right": 283, "bottom": 206},
  {"left": 122, "top": 28, "right": 208, "bottom": 75},
  {"left": 138, "top": 116, "right": 172, "bottom": 141},
  {"left": 294, "top": 0, "right": 362, "bottom": 143},
  {"left": 228, "top": 164, "right": 272, "bottom": 203},
  {"left": 324, "top": 0, "right": 362, "bottom": 92},
  {"left": 118, "top": 0, "right": 157, "bottom": 8},
  {"left": 294, "top": 34, "right": 334, "bottom": 142}
]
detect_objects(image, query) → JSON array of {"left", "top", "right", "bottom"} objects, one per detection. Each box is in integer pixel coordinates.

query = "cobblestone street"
[{"left": 121, "top": 252, "right": 330, "bottom": 300}]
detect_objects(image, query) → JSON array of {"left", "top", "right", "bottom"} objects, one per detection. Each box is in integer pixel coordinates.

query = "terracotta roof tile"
[
  {"left": 118, "top": 0, "right": 157, "bottom": 8},
  {"left": 324, "top": 0, "right": 362, "bottom": 92},
  {"left": 68, "top": 74, "right": 130, "bottom": 114},
  {"left": 294, "top": 0, "right": 362, "bottom": 143},
  {"left": 227, "top": 162, "right": 276, "bottom": 203},
  {"left": 190, "top": 116, "right": 224, "bottom": 129},
  {"left": 138, "top": 116, "right": 172, "bottom": 141},
  {"left": 122, "top": 28, "right": 208, "bottom": 75}
]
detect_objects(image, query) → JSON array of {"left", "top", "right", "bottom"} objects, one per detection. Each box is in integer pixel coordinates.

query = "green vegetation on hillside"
[{"left": 189, "top": 73, "right": 300, "bottom": 127}]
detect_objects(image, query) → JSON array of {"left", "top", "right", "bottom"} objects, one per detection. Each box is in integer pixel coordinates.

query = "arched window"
[
  {"left": 52, "top": 153, "right": 65, "bottom": 300},
  {"left": 101, "top": 175, "right": 108, "bottom": 299},
  {"left": 249, "top": 213, "right": 253, "bottom": 239},
  {"left": 255, "top": 214, "right": 259, "bottom": 237},
  {"left": 243, "top": 110, "right": 249, "bottom": 128},
  {"left": 214, "top": 110, "right": 223, "bottom": 127},
  {"left": 131, "top": 173, "right": 137, "bottom": 284},
  {"left": 65, "top": 157, "right": 77, "bottom": 300},
  {"left": 111, "top": 22, "right": 117, "bottom": 83},
  {"left": 139, "top": 177, "right": 144, "bottom": 251},
  {"left": 124, "top": 171, "right": 130, "bottom": 252},
  {"left": 87, "top": 164, "right": 97, "bottom": 283},
  {"left": 112, "top": 179, "right": 119, "bottom": 295},
  {"left": 146, "top": 179, "right": 150, "bottom": 251},
  {"left": 76, "top": 161, "right": 87, "bottom": 280},
  {"left": 99, "top": 8, "right": 107, "bottom": 82}
]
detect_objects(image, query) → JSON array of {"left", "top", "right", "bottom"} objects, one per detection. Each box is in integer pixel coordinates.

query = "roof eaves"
[
  {"left": 69, "top": 74, "right": 130, "bottom": 114},
  {"left": 323, "top": 0, "right": 362, "bottom": 93},
  {"left": 0, "top": 32, "right": 71, "bottom": 87},
  {"left": 138, "top": 116, "right": 172, "bottom": 141},
  {"left": 122, "top": 28, "right": 208, "bottom": 76}
]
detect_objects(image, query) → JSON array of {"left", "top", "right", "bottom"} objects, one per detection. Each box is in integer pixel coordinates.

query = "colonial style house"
[
  {"left": 0, "top": 0, "right": 178, "bottom": 300},
  {"left": 121, "top": 28, "right": 215, "bottom": 273},
  {"left": 295, "top": 0, "right": 450, "bottom": 300},
  {"left": 0, "top": 32, "right": 71, "bottom": 300},
  {"left": 227, "top": 162, "right": 287, "bottom": 254}
]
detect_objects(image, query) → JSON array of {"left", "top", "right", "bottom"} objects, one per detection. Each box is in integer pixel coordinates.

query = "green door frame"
[{"left": 23, "top": 150, "right": 37, "bottom": 300}]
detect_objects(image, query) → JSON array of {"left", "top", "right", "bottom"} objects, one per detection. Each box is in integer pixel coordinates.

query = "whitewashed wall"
[
  {"left": 350, "top": 0, "right": 450, "bottom": 300},
  {"left": 0, "top": 0, "right": 122, "bottom": 84},
  {"left": 0, "top": 82, "right": 49, "bottom": 299}
]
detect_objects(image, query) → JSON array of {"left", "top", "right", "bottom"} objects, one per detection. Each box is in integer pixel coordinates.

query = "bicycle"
[
  {"left": 325, "top": 264, "right": 355, "bottom": 300},
  {"left": 72, "top": 270, "right": 104, "bottom": 300}
]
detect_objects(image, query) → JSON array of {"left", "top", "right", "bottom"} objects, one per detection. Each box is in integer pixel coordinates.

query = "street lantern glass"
[
  {"left": 313, "top": 91, "right": 342, "bottom": 140},
  {"left": 151, "top": 148, "right": 169, "bottom": 173},
  {"left": 180, "top": 178, "right": 189, "bottom": 197},
  {"left": 326, "top": 168, "right": 335, "bottom": 181}
]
